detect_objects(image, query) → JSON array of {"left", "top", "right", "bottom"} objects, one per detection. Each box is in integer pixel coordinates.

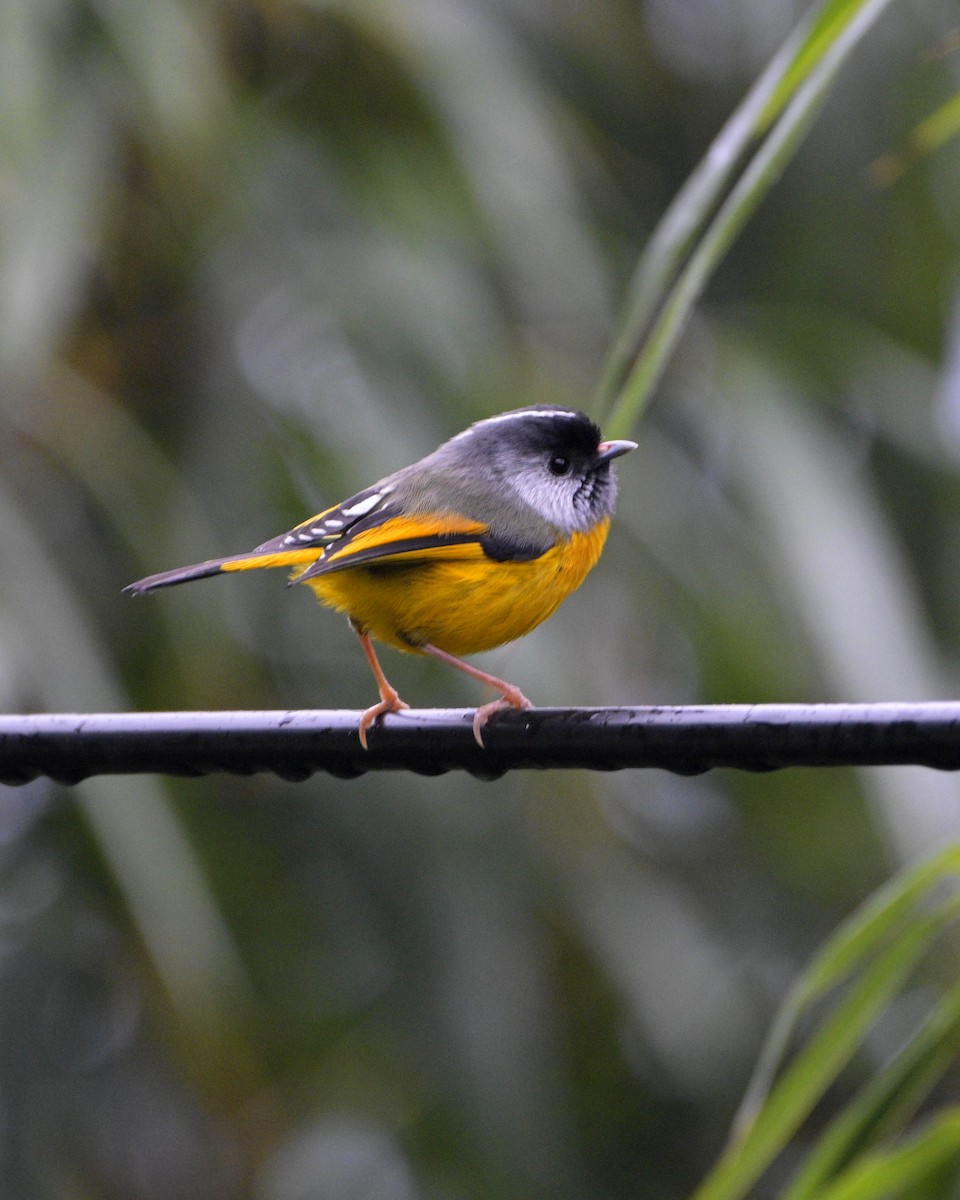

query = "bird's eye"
[{"left": 548, "top": 454, "right": 571, "bottom": 476}]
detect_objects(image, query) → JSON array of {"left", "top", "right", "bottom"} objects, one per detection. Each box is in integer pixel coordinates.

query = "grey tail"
[{"left": 123, "top": 558, "right": 229, "bottom": 595}]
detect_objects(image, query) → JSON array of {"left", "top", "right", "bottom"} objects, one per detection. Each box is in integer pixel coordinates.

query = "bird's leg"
[
  {"left": 419, "top": 642, "right": 532, "bottom": 748},
  {"left": 353, "top": 624, "right": 409, "bottom": 749}
]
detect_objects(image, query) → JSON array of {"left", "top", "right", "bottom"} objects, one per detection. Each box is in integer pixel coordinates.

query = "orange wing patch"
[
  {"left": 293, "top": 512, "right": 489, "bottom": 582},
  {"left": 217, "top": 548, "right": 323, "bottom": 574}
]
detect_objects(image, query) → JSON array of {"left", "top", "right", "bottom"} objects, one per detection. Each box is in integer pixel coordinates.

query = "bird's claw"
[{"left": 472, "top": 687, "right": 533, "bottom": 748}]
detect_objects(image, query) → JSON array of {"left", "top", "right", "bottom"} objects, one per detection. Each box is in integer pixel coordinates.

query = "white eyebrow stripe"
[
  {"left": 473, "top": 409, "right": 579, "bottom": 429},
  {"left": 447, "top": 409, "right": 583, "bottom": 446}
]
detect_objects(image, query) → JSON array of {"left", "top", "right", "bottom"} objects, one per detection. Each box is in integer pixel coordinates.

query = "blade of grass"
[
  {"left": 591, "top": 17, "right": 812, "bottom": 412},
  {"left": 731, "top": 846, "right": 960, "bottom": 1143},
  {"left": 596, "top": 0, "right": 882, "bottom": 412},
  {"left": 894, "top": 87, "right": 960, "bottom": 162},
  {"left": 871, "top": 91, "right": 960, "bottom": 185},
  {"left": 693, "top": 895, "right": 960, "bottom": 1200},
  {"left": 785, "top": 967, "right": 960, "bottom": 1199},
  {"left": 811, "top": 1110, "right": 960, "bottom": 1200},
  {"left": 595, "top": 0, "right": 897, "bottom": 439},
  {"left": 758, "top": 0, "right": 882, "bottom": 129}
]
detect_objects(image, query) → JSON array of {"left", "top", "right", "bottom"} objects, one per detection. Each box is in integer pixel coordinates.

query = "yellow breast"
[{"left": 303, "top": 518, "right": 611, "bottom": 656}]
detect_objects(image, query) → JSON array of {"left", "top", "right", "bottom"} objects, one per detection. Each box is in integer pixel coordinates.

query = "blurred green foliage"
[{"left": 2, "top": 0, "right": 960, "bottom": 1196}]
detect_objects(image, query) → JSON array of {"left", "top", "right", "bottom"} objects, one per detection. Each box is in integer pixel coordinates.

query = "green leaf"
[
  {"left": 693, "top": 913, "right": 946, "bottom": 1200},
  {"left": 871, "top": 91, "right": 960, "bottom": 185},
  {"left": 732, "top": 846, "right": 960, "bottom": 1142},
  {"left": 594, "top": 0, "right": 898, "bottom": 440},
  {"left": 785, "top": 976, "right": 960, "bottom": 1198},
  {"left": 811, "top": 1110, "right": 960, "bottom": 1200},
  {"left": 692, "top": 847, "right": 960, "bottom": 1200}
]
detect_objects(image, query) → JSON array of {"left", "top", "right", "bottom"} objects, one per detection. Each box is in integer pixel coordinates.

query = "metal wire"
[{"left": 2, "top": 703, "right": 960, "bottom": 784}]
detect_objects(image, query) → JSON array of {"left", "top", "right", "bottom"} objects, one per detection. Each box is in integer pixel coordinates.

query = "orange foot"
[
  {"left": 472, "top": 684, "right": 533, "bottom": 748},
  {"left": 354, "top": 627, "right": 410, "bottom": 749},
  {"left": 358, "top": 689, "right": 410, "bottom": 750}
]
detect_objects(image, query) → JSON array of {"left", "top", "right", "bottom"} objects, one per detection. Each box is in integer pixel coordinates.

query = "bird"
[{"left": 125, "top": 405, "right": 636, "bottom": 748}]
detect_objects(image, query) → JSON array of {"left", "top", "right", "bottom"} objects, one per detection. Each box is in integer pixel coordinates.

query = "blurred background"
[{"left": 1, "top": 0, "right": 960, "bottom": 1195}]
